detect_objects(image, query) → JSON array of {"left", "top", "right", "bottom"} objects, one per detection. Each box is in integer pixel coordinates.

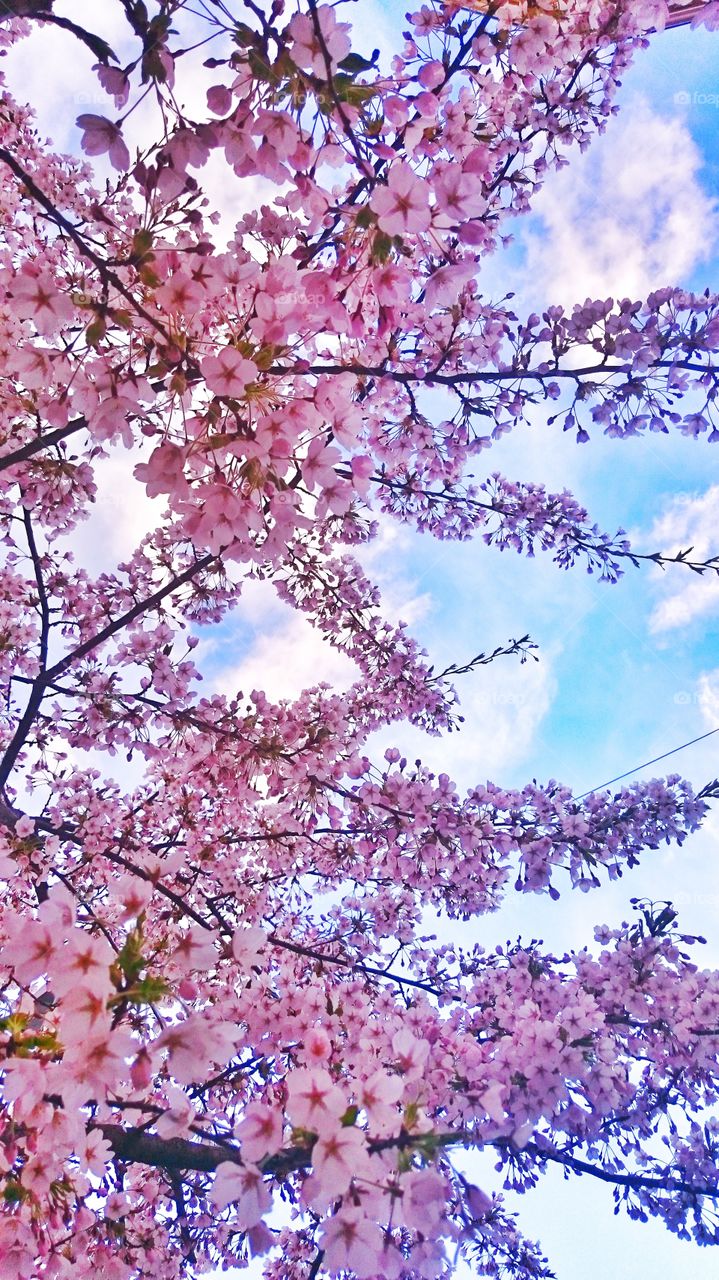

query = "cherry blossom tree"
[{"left": 1, "top": 1, "right": 719, "bottom": 1277}]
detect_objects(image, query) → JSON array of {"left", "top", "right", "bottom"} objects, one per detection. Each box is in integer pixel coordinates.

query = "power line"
[{"left": 576, "top": 727, "right": 719, "bottom": 800}]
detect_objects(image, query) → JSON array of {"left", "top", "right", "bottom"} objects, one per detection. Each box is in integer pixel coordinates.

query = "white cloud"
[
  {"left": 209, "top": 529, "right": 439, "bottom": 706},
  {"left": 358, "top": 515, "right": 436, "bottom": 626},
  {"left": 642, "top": 485, "right": 719, "bottom": 632},
  {"left": 520, "top": 97, "right": 717, "bottom": 308},
  {"left": 365, "top": 647, "right": 556, "bottom": 791},
  {"left": 444, "top": 651, "right": 556, "bottom": 783},
  {"left": 210, "top": 585, "right": 357, "bottom": 704},
  {"left": 66, "top": 447, "right": 161, "bottom": 576},
  {"left": 698, "top": 669, "right": 719, "bottom": 727}
]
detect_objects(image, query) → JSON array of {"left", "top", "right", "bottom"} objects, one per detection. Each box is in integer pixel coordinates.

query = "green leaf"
[
  {"left": 3, "top": 1180, "right": 26, "bottom": 1204},
  {"left": 233, "top": 23, "right": 257, "bottom": 48},
  {"left": 116, "top": 921, "right": 146, "bottom": 983},
  {"left": 248, "top": 48, "right": 282, "bottom": 86},
  {"left": 337, "top": 50, "right": 380, "bottom": 75},
  {"left": 127, "top": 975, "right": 170, "bottom": 1004},
  {"left": 371, "top": 231, "right": 393, "bottom": 263},
  {"left": 131, "top": 229, "right": 154, "bottom": 261},
  {"left": 356, "top": 207, "right": 376, "bottom": 230},
  {"left": 331, "top": 75, "right": 379, "bottom": 106}
]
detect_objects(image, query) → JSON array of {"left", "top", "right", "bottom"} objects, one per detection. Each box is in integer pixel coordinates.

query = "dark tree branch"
[
  {"left": 98, "top": 1124, "right": 719, "bottom": 1205},
  {"left": 513, "top": 1140, "right": 719, "bottom": 1200},
  {"left": 100, "top": 1125, "right": 240, "bottom": 1173},
  {"left": 0, "top": 417, "right": 89, "bottom": 472},
  {"left": 0, "top": 509, "right": 53, "bottom": 791}
]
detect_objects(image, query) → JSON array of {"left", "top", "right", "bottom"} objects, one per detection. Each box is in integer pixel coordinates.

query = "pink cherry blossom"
[
  {"left": 319, "top": 1209, "right": 384, "bottom": 1278},
  {"left": 370, "top": 162, "right": 432, "bottom": 236},
  {"left": 9, "top": 269, "right": 74, "bottom": 337},
  {"left": 93, "top": 64, "right": 130, "bottom": 108},
  {"left": 311, "top": 1123, "right": 368, "bottom": 1197},
  {"left": 76, "top": 113, "right": 130, "bottom": 170},
  {"left": 154, "top": 1085, "right": 197, "bottom": 1138},
  {"left": 285, "top": 1068, "right": 347, "bottom": 1130},
  {"left": 288, "top": 7, "right": 351, "bottom": 76},
  {"left": 200, "top": 346, "right": 257, "bottom": 397},
  {"left": 171, "top": 925, "right": 218, "bottom": 973},
  {"left": 210, "top": 1161, "right": 271, "bottom": 1226},
  {"left": 235, "top": 1102, "right": 284, "bottom": 1163},
  {"left": 52, "top": 932, "right": 114, "bottom": 996},
  {"left": 304, "top": 1026, "right": 332, "bottom": 1063}
]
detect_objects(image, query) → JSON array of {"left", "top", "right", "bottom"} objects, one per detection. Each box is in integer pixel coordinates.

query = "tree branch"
[{"left": 0, "top": 417, "right": 89, "bottom": 472}]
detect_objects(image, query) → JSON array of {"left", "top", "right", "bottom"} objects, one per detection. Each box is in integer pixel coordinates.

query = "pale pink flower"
[
  {"left": 285, "top": 1067, "right": 346, "bottom": 1130},
  {"left": 201, "top": 346, "right": 257, "bottom": 397},
  {"left": 351, "top": 454, "right": 374, "bottom": 498},
  {"left": 52, "top": 932, "right": 114, "bottom": 997},
  {"left": 0, "top": 1218, "right": 37, "bottom": 1280},
  {"left": 112, "top": 874, "right": 153, "bottom": 921},
  {"left": 423, "top": 261, "right": 476, "bottom": 307},
  {"left": 236, "top": 1102, "right": 284, "bottom": 1163},
  {"left": 4, "top": 918, "right": 61, "bottom": 986},
  {"left": 319, "top": 1209, "right": 383, "bottom": 1279},
  {"left": 130, "top": 1047, "right": 154, "bottom": 1091},
  {"left": 158, "top": 1015, "right": 237, "bottom": 1084},
  {"left": 372, "top": 262, "right": 411, "bottom": 308},
  {"left": 64, "top": 1027, "right": 134, "bottom": 1093},
  {"left": 2, "top": 1059, "right": 47, "bottom": 1111},
  {"left": 418, "top": 60, "right": 445, "bottom": 90},
  {"left": 134, "top": 443, "right": 190, "bottom": 500},
  {"left": 207, "top": 84, "right": 233, "bottom": 115},
  {"left": 10, "top": 269, "right": 74, "bottom": 337},
  {"left": 0, "top": 847, "right": 16, "bottom": 879},
  {"left": 154, "top": 270, "right": 206, "bottom": 314},
  {"left": 303, "top": 1026, "right": 332, "bottom": 1064},
  {"left": 359, "top": 1068, "right": 403, "bottom": 1136},
  {"left": 288, "top": 7, "right": 351, "bottom": 76},
  {"left": 480, "top": 1080, "right": 506, "bottom": 1123},
  {"left": 231, "top": 924, "right": 267, "bottom": 967},
  {"left": 93, "top": 64, "right": 130, "bottom": 108},
  {"left": 210, "top": 1161, "right": 271, "bottom": 1227},
  {"left": 76, "top": 114, "right": 130, "bottom": 170},
  {"left": 370, "top": 163, "right": 431, "bottom": 236},
  {"left": 78, "top": 1130, "right": 113, "bottom": 1178},
  {"left": 104, "top": 1192, "right": 131, "bottom": 1220},
  {"left": 392, "top": 1027, "right": 430, "bottom": 1077},
  {"left": 21, "top": 1153, "right": 56, "bottom": 1196},
  {"left": 171, "top": 925, "right": 218, "bottom": 974},
  {"left": 60, "top": 983, "right": 110, "bottom": 1039},
  {"left": 433, "top": 164, "right": 487, "bottom": 222},
  {"left": 41, "top": 884, "right": 75, "bottom": 931},
  {"left": 312, "top": 1123, "right": 368, "bottom": 1196},
  {"left": 400, "top": 1167, "right": 447, "bottom": 1232},
  {"left": 155, "top": 1084, "right": 197, "bottom": 1138}
]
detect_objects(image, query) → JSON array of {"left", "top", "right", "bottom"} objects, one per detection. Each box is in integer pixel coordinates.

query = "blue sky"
[{"left": 5, "top": 4, "right": 719, "bottom": 1276}]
